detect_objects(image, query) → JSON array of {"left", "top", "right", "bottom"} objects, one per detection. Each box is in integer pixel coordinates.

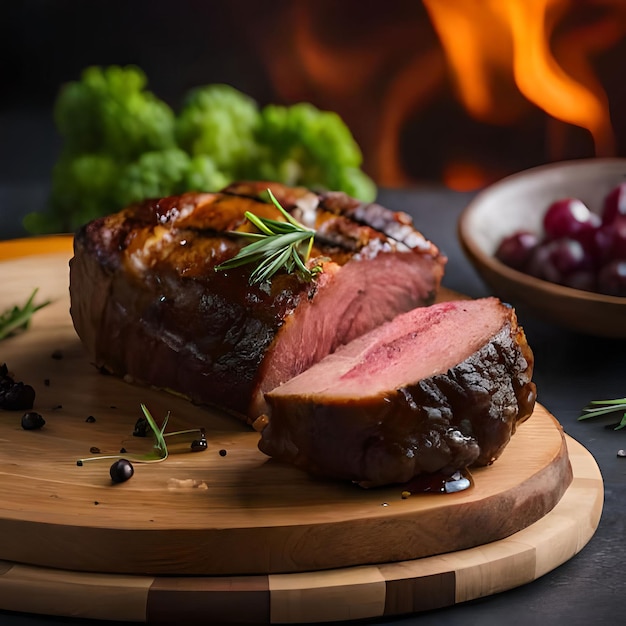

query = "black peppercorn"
[
  {"left": 21, "top": 411, "right": 45, "bottom": 430},
  {"left": 190, "top": 438, "right": 208, "bottom": 452},
  {"left": 110, "top": 459, "right": 134, "bottom": 483},
  {"left": 0, "top": 382, "right": 36, "bottom": 410},
  {"left": 133, "top": 416, "right": 150, "bottom": 437}
]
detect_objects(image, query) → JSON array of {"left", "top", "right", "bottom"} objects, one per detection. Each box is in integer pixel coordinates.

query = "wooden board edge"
[
  {"left": 0, "top": 235, "right": 73, "bottom": 261},
  {"left": 0, "top": 405, "right": 573, "bottom": 577},
  {"left": 0, "top": 435, "right": 603, "bottom": 624}
]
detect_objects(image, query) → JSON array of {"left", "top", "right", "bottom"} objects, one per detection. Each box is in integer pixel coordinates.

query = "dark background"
[
  {"left": 2, "top": 0, "right": 626, "bottom": 239},
  {"left": 1, "top": 1, "right": 274, "bottom": 188},
  {"left": 4, "top": 0, "right": 626, "bottom": 184}
]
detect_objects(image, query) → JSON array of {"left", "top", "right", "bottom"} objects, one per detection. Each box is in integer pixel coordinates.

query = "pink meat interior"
[
  {"left": 267, "top": 297, "right": 508, "bottom": 400},
  {"left": 253, "top": 250, "right": 443, "bottom": 413}
]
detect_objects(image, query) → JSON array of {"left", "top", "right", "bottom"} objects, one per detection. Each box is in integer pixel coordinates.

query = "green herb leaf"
[
  {"left": 215, "top": 188, "right": 322, "bottom": 285},
  {"left": 0, "top": 288, "right": 51, "bottom": 341},
  {"left": 140, "top": 403, "right": 169, "bottom": 460},
  {"left": 77, "top": 404, "right": 204, "bottom": 465},
  {"left": 578, "top": 397, "right": 626, "bottom": 430}
]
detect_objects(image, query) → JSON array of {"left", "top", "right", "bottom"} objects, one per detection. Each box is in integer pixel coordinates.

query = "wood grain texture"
[
  {"left": 0, "top": 239, "right": 603, "bottom": 622},
  {"left": 0, "top": 436, "right": 602, "bottom": 624},
  {"left": 0, "top": 243, "right": 574, "bottom": 577}
]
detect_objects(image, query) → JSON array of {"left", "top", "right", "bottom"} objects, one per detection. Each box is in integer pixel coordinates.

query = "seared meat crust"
[
  {"left": 261, "top": 298, "right": 536, "bottom": 487},
  {"left": 70, "top": 182, "right": 446, "bottom": 422}
]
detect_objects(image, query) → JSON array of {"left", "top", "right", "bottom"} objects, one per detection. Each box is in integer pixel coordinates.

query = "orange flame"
[
  {"left": 424, "top": 0, "right": 623, "bottom": 187},
  {"left": 246, "top": 1, "right": 626, "bottom": 191}
]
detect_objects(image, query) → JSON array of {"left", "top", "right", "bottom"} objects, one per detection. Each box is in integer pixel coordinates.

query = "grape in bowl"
[
  {"left": 458, "top": 158, "right": 626, "bottom": 338},
  {"left": 495, "top": 190, "right": 626, "bottom": 296}
]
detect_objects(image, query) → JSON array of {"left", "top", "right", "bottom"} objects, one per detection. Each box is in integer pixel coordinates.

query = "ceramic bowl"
[{"left": 458, "top": 158, "right": 626, "bottom": 338}]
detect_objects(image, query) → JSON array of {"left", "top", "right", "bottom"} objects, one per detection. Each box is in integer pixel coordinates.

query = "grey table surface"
[{"left": 0, "top": 185, "right": 623, "bottom": 626}]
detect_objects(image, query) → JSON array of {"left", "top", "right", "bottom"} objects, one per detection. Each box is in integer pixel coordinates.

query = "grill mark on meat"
[
  {"left": 223, "top": 181, "right": 438, "bottom": 254},
  {"left": 70, "top": 182, "right": 446, "bottom": 424}
]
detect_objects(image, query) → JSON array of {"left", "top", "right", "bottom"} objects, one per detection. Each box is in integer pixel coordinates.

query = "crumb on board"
[{"left": 167, "top": 478, "right": 209, "bottom": 490}]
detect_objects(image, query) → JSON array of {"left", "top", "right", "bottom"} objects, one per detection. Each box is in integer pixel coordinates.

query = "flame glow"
[
  {"left": 247, "top": 1, "right": 625, "bottom": 190},
  {"left": 423, "top": 0, "right": 620, "bottom": 161}
]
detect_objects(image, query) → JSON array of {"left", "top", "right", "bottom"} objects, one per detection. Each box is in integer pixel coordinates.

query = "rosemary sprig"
[
  {"left": 0, "top": 288, "right": 51, "bottom": 341},
  {"left": 578, "top": 398, "right": 626, "bottom": 430},
  {"left": 77, "top": 404, "right": 204, "bottom": 465},
  {"left": 215, "top": 188, "right": 322, "bottom": 285}
]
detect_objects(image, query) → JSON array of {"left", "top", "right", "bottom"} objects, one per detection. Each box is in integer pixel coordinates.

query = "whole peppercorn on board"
[{"left": 0, "top": 237, "right": 603, "bottom": 624}]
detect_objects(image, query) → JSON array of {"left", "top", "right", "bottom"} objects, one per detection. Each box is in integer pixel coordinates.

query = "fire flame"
[
  {"left": 423, "top": 0, "right": 622, "bottom": 188},
  {"left": 246, "top": 1, "right": 626, "bottom": 191}
]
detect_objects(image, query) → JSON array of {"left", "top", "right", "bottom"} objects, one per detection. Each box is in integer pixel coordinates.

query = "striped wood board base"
[{"left": 0, "top": 435, "right": 602, "bottom": 624}]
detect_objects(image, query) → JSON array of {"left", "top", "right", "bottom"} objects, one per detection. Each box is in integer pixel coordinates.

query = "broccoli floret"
[
  {"left": 249, "top": 102, "right": 376, "bottom": 201},
  {"left": 175, "top": 84, "right": 260, "bottom": 177},
  {"left": 30, "top": 65, "right": 180, "bottom": 233},
  {"left": 114, "top": 149, "right": 191, "bottom": 206},
  {"left": 28, "top": 66, "right": 377, "bottom": 235},
  {"left": 115, "top": 149, "right": 229, "bottom": 207},
  {"left": 24, "top": 153, "right": 121, "bottom": 234},
  {"left": 54, "top": 65, "right": 176, "bottom": 160},
  {"left": 329, "top": 167, "right": 378, "bottom": 203},
  {"left": 183, "top": 154, "right": 230, "bottom": 193}
]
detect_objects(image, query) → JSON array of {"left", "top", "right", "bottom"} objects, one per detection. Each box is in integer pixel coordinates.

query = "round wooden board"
[
  {"left": 0, "top": 238, "right": 604, "bottom": 623},
  {"left": 0, "top": 437, "right": 602, "bottom": 624}
]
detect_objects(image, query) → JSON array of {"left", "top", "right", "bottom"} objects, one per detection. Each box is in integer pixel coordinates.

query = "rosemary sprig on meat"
[
  {"left": 0, "top": 288, "right": 51, "bottom": 341},
  {"left": 578, "top": 398, "right": 626, "bottom": 430},
  {"left": 215, "top": 189, "right": 322, "bottom": 285}
]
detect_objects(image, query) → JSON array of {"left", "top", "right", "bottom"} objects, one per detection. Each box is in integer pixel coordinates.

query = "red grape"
[
  {"left": 526, "top": 238, "right": 593, "bottom": 286},
  {"left": 561, "top": 270, "right": 597, "bottom": 292},
  {"left": 525, "top": 243, "right": 561, "bottom": 283},
  {"left": 493, "top": 184, "right": 626, "bottom": 296},
  {"left": 494, "top": 231, "right": 539, "bottom": 270},
  {"left": 593, "top": 223, "right": 615, "bottom": 266},
  {"left": 597, "top": 260, "right": 626, "bottom": 296},
  {"left": 593, "top": 217, "right": 626, "bottom": 265},
  {"left": 601, "top": 182, "right": 626, "bottom": 225},
  {"left": 543, "top": 198, "right": 600, "bottom": 245}
]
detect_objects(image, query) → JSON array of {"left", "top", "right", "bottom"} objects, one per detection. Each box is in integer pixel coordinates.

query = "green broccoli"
[
  {"left": 249, "top": 102, "right": 376, "bottom": 201},
  {"left": 54, "top": 65, "right": 176, "bottom": 160},
  {"left": 27, "top": 65, "right": 181, "bottom": 233},
  {"left": 24, "top": 153, "right": 121, "bottom": 234},
  {"left": 175, "top": 84, "right": 260, "bottom": 178},
  {"left": 114, "top": 149, "right": 229, "bottom": 206},
  {"left": 114, "top": 149, "right": 192, "bottom": 206},
  {"left": 183, "top": 154, "right": 230, "bottom": 193},
  {"left": 26, "top": 65, "right": 377, "bottom": 235},
  {"left": 25, "top": 148, "right": 230, "bottom": 235}
]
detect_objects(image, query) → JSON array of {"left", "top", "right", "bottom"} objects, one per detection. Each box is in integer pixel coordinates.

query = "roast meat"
[
  {"left": 260, "top": 297, "right": 537, "bottom": 487},
  {"left": 69, "top": 181, "right": 446, "bottom": 423}
]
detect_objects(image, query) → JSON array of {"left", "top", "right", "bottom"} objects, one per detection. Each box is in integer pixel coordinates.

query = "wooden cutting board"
[{"left": 0, "top": 238, "right": 603, "bottom": 623}]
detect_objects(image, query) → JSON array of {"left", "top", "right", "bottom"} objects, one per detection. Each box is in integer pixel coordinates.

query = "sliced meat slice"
[{"left": 260, "top": 297, "right": 537, "bottom": 487}]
